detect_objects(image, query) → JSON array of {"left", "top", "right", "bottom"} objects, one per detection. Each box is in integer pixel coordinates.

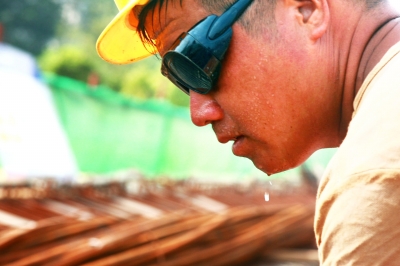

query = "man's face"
[{"left": 145, "top": 0, "right": 339, "bottom": 175}]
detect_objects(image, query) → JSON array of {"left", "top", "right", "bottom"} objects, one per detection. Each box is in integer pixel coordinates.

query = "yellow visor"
[{"left": 96, "top": 0, "right": 154, "bottom": 64}]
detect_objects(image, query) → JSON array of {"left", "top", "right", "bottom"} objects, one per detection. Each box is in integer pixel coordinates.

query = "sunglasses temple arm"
[{"left": 208, "top": 0, "right": 253, "bottom": 40}]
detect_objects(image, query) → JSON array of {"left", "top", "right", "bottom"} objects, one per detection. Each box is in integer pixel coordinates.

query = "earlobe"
[{"left": 294, "top": 0, "right": 330, "bottom": 42}]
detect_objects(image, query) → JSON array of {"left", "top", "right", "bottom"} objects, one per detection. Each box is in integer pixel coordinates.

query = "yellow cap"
[{"left": 96, "top": 0, "right": 154, "bottom": 64}]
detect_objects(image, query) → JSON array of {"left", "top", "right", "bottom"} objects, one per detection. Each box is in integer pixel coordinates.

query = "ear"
[{"left": 289, "top": 0, "right": 330, "bottom": 42}]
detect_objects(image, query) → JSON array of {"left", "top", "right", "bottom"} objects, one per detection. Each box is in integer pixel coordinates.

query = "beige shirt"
[{"left": 315, "top": 41, "right": 400, "bottom": 265}]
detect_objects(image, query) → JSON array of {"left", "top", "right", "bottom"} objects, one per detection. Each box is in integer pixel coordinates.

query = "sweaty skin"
[{"left": 144, "top": 0, "right": 400, "bottom": 175}]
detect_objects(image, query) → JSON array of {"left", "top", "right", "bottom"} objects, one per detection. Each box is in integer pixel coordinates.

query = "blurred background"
[
  {"left": 0, "top": 0, "right": 362, "bottom": 185},
  {"left": 0, "top": 1, "right": 399, "bottom": 265}
]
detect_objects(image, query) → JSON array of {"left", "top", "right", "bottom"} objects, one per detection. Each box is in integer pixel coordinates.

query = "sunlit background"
[
  {"left": 0, "top": 0, "right": 399, "bottom": 185},
  {"left": 390, "top": 0, "right": 400, "bottom": 11},
  {"left": 0, "top": 1, "right": 398, "bottom": 265}
]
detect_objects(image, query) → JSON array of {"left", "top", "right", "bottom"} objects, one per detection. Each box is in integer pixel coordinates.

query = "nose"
[{"left": 190, "top": 91, "right": 224, "bottom": 126}]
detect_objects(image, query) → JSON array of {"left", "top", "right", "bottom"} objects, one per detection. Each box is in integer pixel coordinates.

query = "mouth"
[
  {"left": 217, "top": 134, "right": 242, "bottom": 144},
  {"left": 231, "top": 136, "right": 245, "bottom": 156},
  {"left": 216, "top": 133, "right": 246, "bottom": 156}
]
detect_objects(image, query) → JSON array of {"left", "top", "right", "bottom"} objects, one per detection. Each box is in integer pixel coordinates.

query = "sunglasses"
[{"left": 161, "top": 0, "right": 254, "bottom": 95}]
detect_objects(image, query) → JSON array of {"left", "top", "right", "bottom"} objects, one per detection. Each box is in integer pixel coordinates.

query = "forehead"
[{"left": 143, "top": 0, "right": 210, "bottom": 54}]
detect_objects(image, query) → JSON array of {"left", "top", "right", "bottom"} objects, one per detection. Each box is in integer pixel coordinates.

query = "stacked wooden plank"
[{"left": 0, "top": 179, "right": 317, "bottom": 265}]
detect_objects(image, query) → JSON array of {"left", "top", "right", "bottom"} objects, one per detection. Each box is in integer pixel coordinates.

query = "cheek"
[
  {"left": 212, "top": 33, "right": 328, "bottom": 173},
  {"left": 216, "top": 28, "right": 314, "bottom": 131},
  {"left": 217, "top": 50, "right": 277, "bottom": 127}
]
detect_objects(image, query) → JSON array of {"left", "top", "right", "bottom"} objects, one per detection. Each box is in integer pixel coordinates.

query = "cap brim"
[{"left": 96, "top": 0, "right": 154, "bottom": 64}]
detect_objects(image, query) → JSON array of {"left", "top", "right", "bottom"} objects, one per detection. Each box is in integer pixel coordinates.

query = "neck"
[
  {"left": 336, "top": 2, "right": 400, "bottom": 141},
  {"left": 356, "top": 17, "right": 400, "bottom": 89}
]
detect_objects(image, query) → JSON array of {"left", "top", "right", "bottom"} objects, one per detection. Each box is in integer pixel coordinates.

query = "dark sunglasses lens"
[
  {"left": 162, "top": 52, "right": 212, "bottom": 94},
  {"left": 161, "top": 64, "right": 190, "bottom": 95}
]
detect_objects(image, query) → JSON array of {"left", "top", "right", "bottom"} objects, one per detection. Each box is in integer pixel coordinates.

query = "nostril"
[
  {"left": 190, "top": 92, "right": 224, "bottom": 127},
  {"left": 190, "top": 107, "right": 213, "bottom": 126}
]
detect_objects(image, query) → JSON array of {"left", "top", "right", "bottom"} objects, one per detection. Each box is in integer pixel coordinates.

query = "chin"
[{"left": 250, "top": 156, "right": 299, "bottom": 176}]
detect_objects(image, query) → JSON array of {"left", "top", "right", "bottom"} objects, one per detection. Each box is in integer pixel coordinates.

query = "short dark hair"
[
  {"left": 136, "top": 0, "right": 384, "bottom": 55},
  {"left": 365, "top": 0, "right": 384, "bottom": 9},
  {"left": 136, "top": 0, "right": 276, "bottom": 55}
]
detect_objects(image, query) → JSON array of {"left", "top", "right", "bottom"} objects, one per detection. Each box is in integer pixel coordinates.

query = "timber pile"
[{"left": 0, "top": 178, "right": 317, "bottom": 265}]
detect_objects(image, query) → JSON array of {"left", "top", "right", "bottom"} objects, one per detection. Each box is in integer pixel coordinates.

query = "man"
[{"left": 97, "top": 0, "right": 400, "bottom": 264}]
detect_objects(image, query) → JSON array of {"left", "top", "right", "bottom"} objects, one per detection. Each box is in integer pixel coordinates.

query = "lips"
[
  {"left": 216, "top": 133, "right": 240, "bottom": 144},
  {"left": 213, "top": 124, "right": 248, "bottom": 155},
  {"left": 215, "top": 133, "right": 247, "bottom": 156},
  {"left": 232, "top": 136, "right": 246, "bottom": 156}
]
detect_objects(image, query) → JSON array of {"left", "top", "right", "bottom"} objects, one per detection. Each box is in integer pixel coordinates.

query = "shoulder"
[
  {"left": 315, "top": 44, "right": 400, "bottom": 264},
  {"left": 326, "top": 41, "right": 400, "bottom": 180},
  {"left": 316, "top": 169, "right": 400, "bottom": 265}
]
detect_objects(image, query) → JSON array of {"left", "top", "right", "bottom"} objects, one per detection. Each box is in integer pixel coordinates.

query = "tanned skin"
[{"left": 143, "top": 0, "right": 400, "bottom": 175}]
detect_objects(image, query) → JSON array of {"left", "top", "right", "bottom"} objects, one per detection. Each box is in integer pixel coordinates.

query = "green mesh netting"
[{"left": 44, "top": 74, "right": 336, "bottom": 181}]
